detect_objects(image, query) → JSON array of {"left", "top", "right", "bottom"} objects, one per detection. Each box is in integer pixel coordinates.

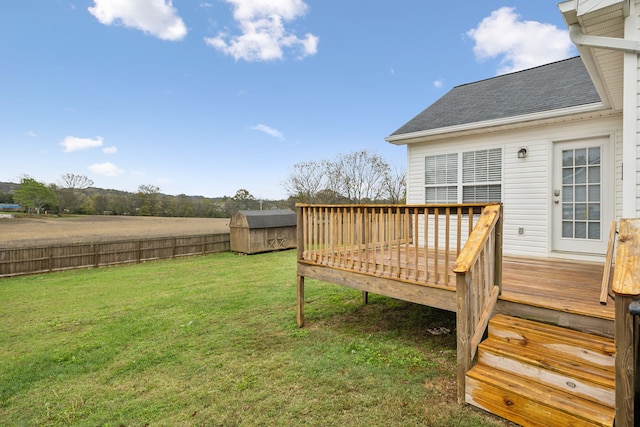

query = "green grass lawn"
[{"left": 0, "top": 250, "right": 508, "bottom": 426}]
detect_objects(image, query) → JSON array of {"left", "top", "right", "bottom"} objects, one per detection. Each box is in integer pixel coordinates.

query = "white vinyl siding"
[
  {"left": 425, "top": 148, "right": 502, "bottom": 204},
  {"left": 405, "top": 114, "right": 621, "bottom": 259}
]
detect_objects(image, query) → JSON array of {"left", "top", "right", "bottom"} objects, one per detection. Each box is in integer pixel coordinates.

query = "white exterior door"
[{"left": 552, "top": 138, "right": 612, "bottom": 255}]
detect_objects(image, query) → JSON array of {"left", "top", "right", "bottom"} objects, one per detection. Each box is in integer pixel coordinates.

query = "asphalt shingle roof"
[{"left": 389, "top": 57, "right": 601, "bottom": 137}]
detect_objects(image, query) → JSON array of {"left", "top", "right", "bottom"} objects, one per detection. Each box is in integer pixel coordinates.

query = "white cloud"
[
  {"left": 88, "top": 162, "right": 124, "bottom": 176},
  {"left": 25, "top": 131, "right": 37, "bottom": 137},
  {"left": 433, "top": 79, "right": 443, "bottom": 88},
  {"left": 60, "top": 136, "right": 104, "bottom": 152},
  {"left": 88, "top": 0, "right": 187, "bottom": 41},
  {"left": 252, "top": 124, "right": 284, "bottom": 140},
  {"left": 467, "top": 7, "right": 574, "bottom": 74},
  {"left": 102, "top": 146, "right": 118, "bottom": 154},
  {"left": 204, "top": 0, "right": 318, "bottom": 61}
]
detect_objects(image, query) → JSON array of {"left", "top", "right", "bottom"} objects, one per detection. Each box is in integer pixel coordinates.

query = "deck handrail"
[
  {"left": 451, "top": 203, "right": 502, "bottom": 405},
  {"left": 611, "top": 218, "right": 640, "bottom": 427}
]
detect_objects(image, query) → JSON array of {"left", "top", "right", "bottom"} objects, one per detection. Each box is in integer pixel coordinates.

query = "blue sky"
[{"left": 1, "top": 1, "right": 576, "bottom": 200}]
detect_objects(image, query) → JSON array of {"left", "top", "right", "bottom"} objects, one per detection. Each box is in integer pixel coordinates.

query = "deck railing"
[
  {"left": 611, "top": 218, "right": 640, "bottom": 427},
  {"left": 451, "top": 204, "right": 502, "bottom": 404},
  {"left": 296, "top": 203, "right": 494, "bottom": 286},
  {"left": 295, "top": 202, "right": 503, "bottom": 407}
]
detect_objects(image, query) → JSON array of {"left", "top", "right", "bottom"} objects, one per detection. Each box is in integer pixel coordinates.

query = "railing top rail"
[
  {"left": 295, "top": 203, "right": 500, "bottom": 209},
  {"left": 612, "top": 218, "right": 640, "bottom": 296},
  {"left": 452, "top": 204, "right": 501, "bottom": 274}
]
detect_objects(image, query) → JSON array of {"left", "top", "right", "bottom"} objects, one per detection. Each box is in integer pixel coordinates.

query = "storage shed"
[{"left": 230, "top": 209, "right": 297, "bottom": 254}]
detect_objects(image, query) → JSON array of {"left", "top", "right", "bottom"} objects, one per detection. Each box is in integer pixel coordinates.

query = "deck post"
[
  {"left": 615, "top": 294, "right": 635, "bottom": 427},
  {"left": 296, "top": 205, "right": 305, "bottom": 327},
  {"left": 456, "top": 271, "right": 472, "bottom": 405},
  {"left": 297, "top": 275, "right": 305, "bottom": 327},
  {"left": 612, "top": 218, "right": 640, "bottom": 426},
  {"left": 362, "top": 291, "right": 368, "bottom": 305},
  {"left": 494, "top": 204, "right": 503, "bottom": 294}
]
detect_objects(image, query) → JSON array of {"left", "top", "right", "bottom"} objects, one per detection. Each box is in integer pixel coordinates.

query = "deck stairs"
[{"left": 465, "top": 314, "right": 616, "bottom": 427}]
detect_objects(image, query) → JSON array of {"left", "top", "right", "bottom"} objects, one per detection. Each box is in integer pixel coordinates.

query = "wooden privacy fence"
[{"left": 0, "top": 233, "right": 230, "bottom": 278}]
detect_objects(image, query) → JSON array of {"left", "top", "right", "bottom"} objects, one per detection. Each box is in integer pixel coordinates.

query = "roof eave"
[
  {"left": 558, "top": 0, "right": 627, "bottom": 111},
  {"left": 385, "top": 102, "right": 609, "bottom": 145}
]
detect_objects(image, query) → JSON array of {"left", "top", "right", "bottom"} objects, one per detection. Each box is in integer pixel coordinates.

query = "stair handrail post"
[
  {"left": 452, "top": 203, "right": 501, "bottom": 405},
  {"left": 611, "top": 218, "right": 640, "bottom": 427}
]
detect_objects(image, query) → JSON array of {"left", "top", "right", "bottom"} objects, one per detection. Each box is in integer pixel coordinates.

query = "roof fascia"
[{"left": 385, "top": 102, "right": 608, "bottom": 145}]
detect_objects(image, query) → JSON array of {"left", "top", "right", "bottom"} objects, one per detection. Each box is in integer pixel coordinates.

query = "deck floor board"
[{"left": 302, "top": 247, "right": 614, "bottom": 321}]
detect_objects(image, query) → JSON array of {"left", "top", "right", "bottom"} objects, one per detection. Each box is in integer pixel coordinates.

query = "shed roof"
[
  {"left": 389, "top": 57, "right": 601, "bottom": 137},
  {"left": 232, "top": 209, "right": 297, "bottom": 229}
]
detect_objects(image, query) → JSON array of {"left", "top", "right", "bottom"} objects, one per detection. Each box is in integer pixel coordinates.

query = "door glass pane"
[
  {"left": 560, "top": 146, "right": 602, "bottom": 242},
  {"left": 588, "top": 222, "right": 601, "bottom": 240}
]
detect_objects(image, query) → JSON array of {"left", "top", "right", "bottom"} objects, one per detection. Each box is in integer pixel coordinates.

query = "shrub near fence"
[{"left": 0, "top": 233, "right": 230, "bottom": 278}]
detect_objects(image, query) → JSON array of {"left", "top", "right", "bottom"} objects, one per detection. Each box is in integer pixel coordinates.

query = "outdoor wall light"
[{"left": 517, "top": 148, "right": 528, "bottom": 159}]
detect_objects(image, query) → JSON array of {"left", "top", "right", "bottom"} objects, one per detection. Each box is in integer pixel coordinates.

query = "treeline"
[
  {"left": 0, "top": 177, "right": 291, "bottom": 218},
  {"left": 2, "top": 150, "right": 407, "bottom": 217}
]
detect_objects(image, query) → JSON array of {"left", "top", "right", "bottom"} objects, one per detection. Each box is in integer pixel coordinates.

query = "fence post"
[
  {"left": 137, "top": 240, "right": 142, "bottom": 263},
  {"left": 94, "top": 243, "right": 99, "bottom": 268}
]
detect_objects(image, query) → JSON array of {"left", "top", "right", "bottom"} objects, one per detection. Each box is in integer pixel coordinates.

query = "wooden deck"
[
  {"left": 299, "top": 248, "right": 614, "bottom": 336},
  {"left": 295, "top": 205, "right": 640, "bottom": 425}
]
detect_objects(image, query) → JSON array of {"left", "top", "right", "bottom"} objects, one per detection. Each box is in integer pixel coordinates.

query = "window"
[
  {"left": 425, "top": 148, "right": 502, "bottom": 203},
  {"left": 425, "top": 153, "right": 457, "bottom": 203}
]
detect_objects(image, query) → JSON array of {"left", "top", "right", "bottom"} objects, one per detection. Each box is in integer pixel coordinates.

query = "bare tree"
[
  {"left": 382, "top": 165, "right": 406, "bottom": 204},
  {"left": 283, "top": 150, "right": 401, "bottom": 204},
  {"left": 329, "top": 150, "right": 389, "bottom": 203},
  {"left": 60, "top": 173, "right": 93, "bottom": 190},
  {"left": 136, "top": 184, "right": 161, "bottom": 216},
  {"left": 56, "top": 174, "right": 94, "bottom": 214},
  {"left": 282, "top": 161, "right": 326, "bottom": 204}
]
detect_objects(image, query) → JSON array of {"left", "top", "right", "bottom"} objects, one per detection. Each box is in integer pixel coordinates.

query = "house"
[
  {"left": 295, "top": 1, "right": 640, "bottom": 425},
  {"left": 386, "top": 42, "right": 624, "bottom": 262}
]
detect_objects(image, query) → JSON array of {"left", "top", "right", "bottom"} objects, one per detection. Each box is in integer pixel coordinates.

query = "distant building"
[{"left": 0, "top": 204, "right": 20, "bottom": 211}]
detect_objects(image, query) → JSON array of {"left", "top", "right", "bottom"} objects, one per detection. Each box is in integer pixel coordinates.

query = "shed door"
[{"left": 551, "top": 138, "right": 612, "bottom": 255}]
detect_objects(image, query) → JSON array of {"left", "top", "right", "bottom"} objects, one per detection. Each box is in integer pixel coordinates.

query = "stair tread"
[
  {"left": 489, "top": 314, "right": 615, "bottom": 369},
  {"left": 479, "top": 337, "right": 615, "bottom": 388},
  {"left": 467, "top": 363, "right": 615, "bottom": 427}
]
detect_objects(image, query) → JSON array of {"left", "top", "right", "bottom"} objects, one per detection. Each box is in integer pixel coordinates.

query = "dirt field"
[{"left": 0, "top": 215, "right": 230, "bottom": 248}]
